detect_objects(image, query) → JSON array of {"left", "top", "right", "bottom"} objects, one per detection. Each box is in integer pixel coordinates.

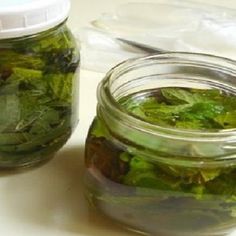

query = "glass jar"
[
  {"left": 85, "top": 53, "right": 236, "bottom": 236},
  {"left": 0, "top": 0, "right": 79, "bottom": 169}
]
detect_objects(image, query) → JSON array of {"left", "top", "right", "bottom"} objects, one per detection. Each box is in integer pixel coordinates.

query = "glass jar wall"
[
  {"left": 85, "top": 53, "right": 236, "bottom": 236},
  {"left": 0, "top": 22, "right": 80, "bottom": 169}
]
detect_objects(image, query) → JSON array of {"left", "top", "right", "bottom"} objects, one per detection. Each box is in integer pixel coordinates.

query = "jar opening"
[
  {"left": 98, "top": 53, "right": 236, "bottom": 165},
  {"left": 100, "top": 53, "right": 236, "bottom": 139}
]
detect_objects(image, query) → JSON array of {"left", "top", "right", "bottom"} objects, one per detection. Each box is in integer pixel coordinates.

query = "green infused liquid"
[
  {"left": 120, "top": 87, "right": 236, "bottom": 130},
  {"left": 85, "top": 87, "right": 236, "bottom": 235},
  {"left": 0, "top": 24, "right": 79, "bottom": 167}
]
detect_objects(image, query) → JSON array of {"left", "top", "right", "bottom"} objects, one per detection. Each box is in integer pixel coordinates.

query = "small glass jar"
[
  {"left": 0, "top": 0, "right": 79, "bottom": 169},
  {"left": 85, "top": 53, "right": 236, "bottom": 236}
]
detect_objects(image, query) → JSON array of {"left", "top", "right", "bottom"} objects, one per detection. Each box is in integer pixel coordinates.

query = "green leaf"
[
  {"left": 144, "top": 103, "right": 191, "bottom": 126},
  {"left": 0, "top": 118, "right": 70, "bottom": 153},
  {"left": 9, "top": 67, "right": 42, "bottom": 82},
  {"left": 90, "top": 118, "right": 109, "bottom": 138},
  {"left": 161, "top": 88, "right": 203, "bottom": 104},
  {"left": 129, "top": 156, "right": 155, "bottom": 170},
  {"left": 181, "top": 102, "right": 225, "bottom": 121},
  {"left": 0, "top": 133, "right": 27, "bottom": 145},
  {"left": 200, "top": 169, "right": 222, "bottom": 182},
  {"left": 123, "top": 170, "right": 169, "bottom": 189},
  {"left": 22, "top": 26, "right": 76, "bottom": 53},
  {"left": 28, "top": 107, "right": 60, "bottom": 136},
  {"left": 119, "top": 88, "right": 232, "bottom": 130},
  {"left": 120, "top": 152, "right": 132, "bottom": 162},
  {"left": 122, "top": 155, "right": 180, "bottom": 190},
  {"left": 0, "top": 51, "right": 44, "bottom": 70},
  {"left": 0, "top": 94, "right": 20, "bottom": 132},
  {"left": 214, "top": 111, "right": 236, "bottom": 129},
  {"left": 46, "top": 73, "right": 73, "bottom": 103},
  {"left": 206, "top": 171, "right": 236, "bottom": 197}
]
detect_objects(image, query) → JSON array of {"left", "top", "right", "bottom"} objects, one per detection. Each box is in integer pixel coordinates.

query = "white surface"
[
  {"left": 1, "top": 0, "right": 236, "bottom": 236},
  {"left": 0, "top": 0, "right": 70, "bottom": 39},
  {"left": 78, "top": 1, "right": 236, "bottom": 73}
]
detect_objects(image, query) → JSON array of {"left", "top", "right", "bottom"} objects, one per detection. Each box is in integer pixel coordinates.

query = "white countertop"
[{"left": 1, "top": 0, "right": 236, "bottom": 236}]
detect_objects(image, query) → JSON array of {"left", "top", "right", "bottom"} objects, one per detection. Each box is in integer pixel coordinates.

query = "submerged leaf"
[
  {"left": 161, "top": 88, "right": 203, "bottom": 104},
  {"left": 119, "top": 88, "right": 235, "bottom": 131},
  {"left": 0, "top": 24, "right": 79, "bottom": 164},
  {"left": 214, "top": 111, "right": 236, "bottom": 129}
]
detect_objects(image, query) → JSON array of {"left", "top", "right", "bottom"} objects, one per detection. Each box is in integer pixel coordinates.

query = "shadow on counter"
[{"left": 2, "top": 145, "right": 137, "bottom": 236}]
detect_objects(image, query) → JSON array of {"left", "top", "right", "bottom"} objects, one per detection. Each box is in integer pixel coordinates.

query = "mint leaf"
[
  {"left": 161, "top": 88, "right": 202, "bottom": 104},
  {"left": 123, "top": 170, "right": 170, "bottom": 189},
  {"left": 90, "top": 118, "right": 109, "bottom": 138},
  {"left": 0, "top": 51, "right": 44, "bottom": 70},
  {"left": 0, "top": 94, "right": 21, "bottom": 134},
  {"left": 214, "top": 111, "right": 236, "bottom": 129},
  {"left": 129, "top": 156, "right": 155, "bottom": 170},
  {"left": 8, "top": 67, "right": 42, "bottom": 82},
  {"left": 46, "top": 73, "right": 73, "bottom": 103},
  {"left": 119, "top": 88, "right": 234, "bottom": 131},
  {"left": 121, "top": 155, "right": 181, "bottom": 190},
  {"left": 181, "top": 102, "right": 225, "bottom": 120}
]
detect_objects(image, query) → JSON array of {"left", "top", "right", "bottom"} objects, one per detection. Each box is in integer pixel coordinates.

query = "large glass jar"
[
  {"left": 85, "top": 53, "right": 236, "bottom": 236},
  {"left": 0, "top": 0, "right": 79, "bottom": 169}
]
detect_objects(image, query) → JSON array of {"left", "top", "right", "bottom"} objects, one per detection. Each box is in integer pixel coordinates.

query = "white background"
[{"left": 1, "top": 1, "right": 236, "bottom": 236}]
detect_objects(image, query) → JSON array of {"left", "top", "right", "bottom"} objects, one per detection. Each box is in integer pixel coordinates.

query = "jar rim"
[{"left": 98, "top": 52, "right": 236, "bottom": 142}]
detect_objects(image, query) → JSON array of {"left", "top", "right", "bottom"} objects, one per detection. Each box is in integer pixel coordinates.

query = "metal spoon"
[{"left": 116, "top": 37, "right": 167, "bottom": 54}]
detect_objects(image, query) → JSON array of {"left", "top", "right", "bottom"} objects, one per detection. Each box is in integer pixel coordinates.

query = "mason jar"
[
  {"left": 85, "top": 53, "right": 236, "bottom": 236},
  {"left": 0, "top": 0, "right": 80, "bottom": 169}
]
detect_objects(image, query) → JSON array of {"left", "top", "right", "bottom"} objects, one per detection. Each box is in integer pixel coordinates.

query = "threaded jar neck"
[{"left": 97, "top": 53, "right": 236, "bottom": 167}]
